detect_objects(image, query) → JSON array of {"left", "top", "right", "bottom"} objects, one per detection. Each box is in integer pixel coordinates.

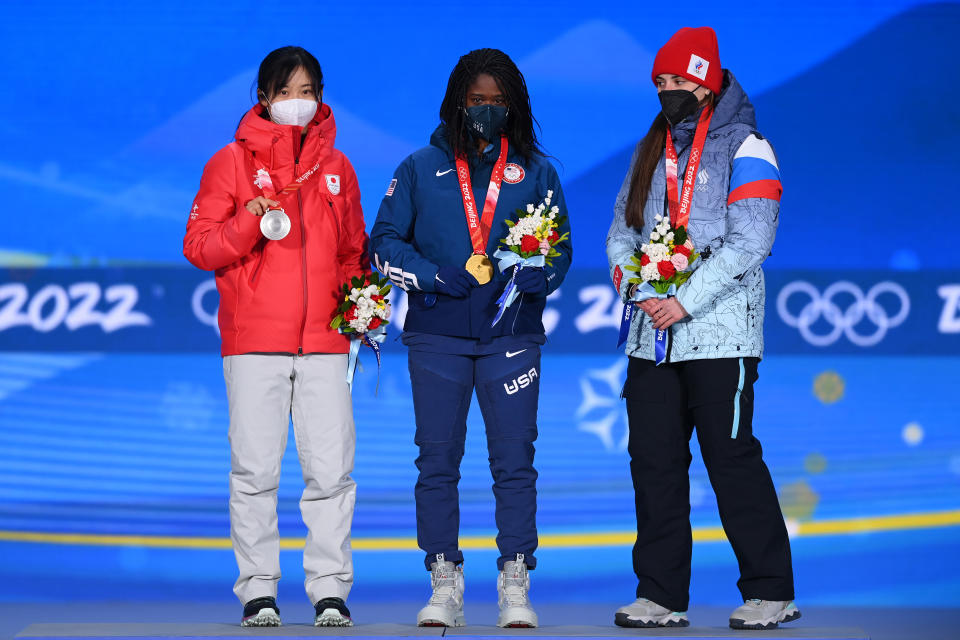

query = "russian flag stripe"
[
  {"left": 734, "top": 134, "right": 778, "bottom": 163},
  {"left": 728, "top": 178, "right": 783, "bottom": 204},
  {"left": 730, "top": 156, "right": 781, "bottom": 191},
  {"left": 727, "top": 134, "right": 782, "bottom": 204}
]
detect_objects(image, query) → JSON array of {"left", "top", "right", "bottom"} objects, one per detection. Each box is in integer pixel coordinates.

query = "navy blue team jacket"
[{"left": 370, "top": 126, "right": 573, "bottom": 340}]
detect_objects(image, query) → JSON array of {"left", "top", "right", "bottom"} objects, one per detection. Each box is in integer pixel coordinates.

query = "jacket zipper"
[
  {"left": 326, "top": 196, "right": 341, "bottom": 239},
  {"left": 294, "top": 133, "right": 307, "bottom": 356}
]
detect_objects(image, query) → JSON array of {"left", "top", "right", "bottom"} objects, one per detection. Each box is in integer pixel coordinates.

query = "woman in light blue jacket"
[{"left": 606, "top": 27, "right": 799, "bottom": 631}]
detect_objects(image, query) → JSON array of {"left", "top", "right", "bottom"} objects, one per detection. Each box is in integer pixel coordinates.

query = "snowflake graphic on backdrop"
[{"left": 576, "top": 358, "right": 630, "bottom": 452}]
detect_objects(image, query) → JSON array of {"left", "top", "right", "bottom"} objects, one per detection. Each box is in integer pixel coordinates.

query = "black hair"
[
  {"left": 254, "top": 46, "right": 323, "bottom": 116},
  {"left": 439, "top": 48, "right": 543, "bottom": 162}
]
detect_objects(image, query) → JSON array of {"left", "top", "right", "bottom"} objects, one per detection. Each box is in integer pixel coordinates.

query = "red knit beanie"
[{"left": 651, "top": 27, "right": 722, "bottom": 95}]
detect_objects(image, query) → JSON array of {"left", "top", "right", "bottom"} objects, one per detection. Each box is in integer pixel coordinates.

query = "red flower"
[
  {"left": 657, "top": 260, "right": 676, "bottom": 279},
  {"left": 640, "top": 254, "right": 650, "bottom": 266},
  {"left": 520, "top": 235, "right": 540, "bottom": 254},
  {"left": 371, "top": 294, "right": 383, "bottom": 302},
  {"left": 344, "top": 307, "right": 357, "bottom": 322},
  {"left": 367, "top": 317, "right": 382, "bottom": 330},
  {"left": 673, "top": 244, "right": 691, "bottom": 258},
  {"left": 549, "top": 230, "right": 560, "bottom": 244}
]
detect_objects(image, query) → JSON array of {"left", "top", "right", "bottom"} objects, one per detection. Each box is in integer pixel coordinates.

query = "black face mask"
[
  {"left": 658, "top": 89, "right": 700, "bottom": 125},
  {"left": 465, "top": 104, "right": 508, "bottom": 141}
]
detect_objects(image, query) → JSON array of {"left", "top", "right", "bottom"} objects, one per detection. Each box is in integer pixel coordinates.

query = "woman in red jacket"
[{"left": 183, "top": 46, "right": 368, "bottom": 628}]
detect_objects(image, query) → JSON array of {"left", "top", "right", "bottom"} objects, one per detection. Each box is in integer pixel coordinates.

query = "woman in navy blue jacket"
[{"left": 370, "top": 48, "right": 571, "bottom": 629}]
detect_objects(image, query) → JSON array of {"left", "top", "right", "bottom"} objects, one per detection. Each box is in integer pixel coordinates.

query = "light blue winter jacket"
[{"left": 606, "top": 70, "right": 781, "bottom": 362}]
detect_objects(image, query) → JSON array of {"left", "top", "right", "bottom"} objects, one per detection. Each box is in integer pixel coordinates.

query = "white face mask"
[{"left": 268, "top": 99, "right": 318, "bottom": 127}]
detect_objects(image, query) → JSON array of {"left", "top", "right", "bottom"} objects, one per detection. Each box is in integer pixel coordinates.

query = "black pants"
[{"left": 623, "top": 356, "right": 794, "bottom": 612}]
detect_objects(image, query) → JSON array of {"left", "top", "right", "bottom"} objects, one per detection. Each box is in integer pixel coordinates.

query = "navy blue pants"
[{"left": 405, "top": 333, "right": 542, "bottom": 571}]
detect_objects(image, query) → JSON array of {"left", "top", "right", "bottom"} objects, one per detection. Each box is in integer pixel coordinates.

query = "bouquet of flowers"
[
  {"left": 498, "top": 190, "right": 569, "bottom": 266},
  {"left": 491, "top": 191, "right": 569, "bottom": 326},
  {"left": 625, "top": 214, "right": 699, "bottom": 292},
  {"left": 330, "top": 273, "right": 392, "bottom": 334},
  {"left": 617, "top": 214, "right": 699, "bottom": 365},
  {"left": 330, "top": 272, "right": 391, "bottom": 391}
]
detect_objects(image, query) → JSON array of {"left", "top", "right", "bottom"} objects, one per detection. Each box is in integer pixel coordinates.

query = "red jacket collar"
[{"left": 234, "top": 102, "right": 337, "bottom": 159}]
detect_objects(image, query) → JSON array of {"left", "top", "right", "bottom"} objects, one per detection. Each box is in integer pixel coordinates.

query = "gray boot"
[
  {"left": 417, "top": 554, "right": 465, "bottom": 627},
  {"left": 497, "top": 554, "right": 538, "bottom": 628}
]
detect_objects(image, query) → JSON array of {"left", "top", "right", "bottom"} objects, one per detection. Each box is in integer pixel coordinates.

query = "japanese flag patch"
[
  {"left": 687, "top": 54, "right": 709, "bottom": 81},
  {"left": 325, "top": 174, "right": 341, "bottom": 195}
]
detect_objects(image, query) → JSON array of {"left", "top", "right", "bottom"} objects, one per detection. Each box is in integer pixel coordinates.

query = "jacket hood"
[
  {"left": 672, "top": 70, "right": 756, "bottom": 140},
  {"left": 235, "top": 102, "right": 337, "bottom": 156},
  {"left": 430, "top": 125, "right": 454, "bottom": 156}
]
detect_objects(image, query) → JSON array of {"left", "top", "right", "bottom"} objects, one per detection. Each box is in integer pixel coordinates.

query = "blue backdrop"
[{"left": 1, "top": 0, "right": 959, "bottom": 609}]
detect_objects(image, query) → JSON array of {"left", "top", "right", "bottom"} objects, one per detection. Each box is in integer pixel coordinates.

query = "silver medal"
[{"left": 260, "top": 208, "right": 291, "bottom": 241}]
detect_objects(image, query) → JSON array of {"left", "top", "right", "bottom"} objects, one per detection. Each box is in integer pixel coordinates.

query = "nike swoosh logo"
[
  {"left": 436, "top": 168, "right": 454, "bottom": 177},
  {"left": 505, "top": 350, "right": 527, "bottom": 358}
]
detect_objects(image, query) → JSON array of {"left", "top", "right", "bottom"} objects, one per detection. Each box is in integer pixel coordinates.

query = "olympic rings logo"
[{"left": 776, "top": 281, "right": 910, "bottom": 347}]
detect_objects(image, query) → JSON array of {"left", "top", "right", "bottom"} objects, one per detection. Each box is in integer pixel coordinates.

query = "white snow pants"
[{"left": 223, "top": 353, "right": 355, "bottom": 605}]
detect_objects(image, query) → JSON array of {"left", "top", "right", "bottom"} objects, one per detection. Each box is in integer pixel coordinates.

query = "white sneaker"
[
  {"left": 497, "top": 554, "right": 538, "bottom": 628},
  {"left": 614, "top": 597, "right": 689, "bottom": 628},
  {"left": 729, "top": 599, "right": 801, "bottom": 630},
  {"left": 417, "top": 553, "right": 465, "bottom": 627}
]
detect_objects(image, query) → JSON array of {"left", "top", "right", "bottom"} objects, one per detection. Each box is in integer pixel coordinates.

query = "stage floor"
[
  {"left": 14, "top": 621, "right": 868, "bottom": 639},
  {"left": 4, "top": 602, "right": 959, "bottom": 640}
]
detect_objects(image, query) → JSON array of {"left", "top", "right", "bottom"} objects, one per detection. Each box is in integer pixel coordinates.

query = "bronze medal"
[{"left": 465, "top": 254, "right": 494, "bottom": 285}]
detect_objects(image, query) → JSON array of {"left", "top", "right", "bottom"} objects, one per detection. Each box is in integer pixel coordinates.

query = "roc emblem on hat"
[{"left": 652, "top": 26, "right": 722, "bottom": 95}]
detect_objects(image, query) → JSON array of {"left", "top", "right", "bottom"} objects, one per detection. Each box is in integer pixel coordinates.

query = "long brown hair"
[{"left": 624, "top": 94, "right": 716, "bottom": 230}]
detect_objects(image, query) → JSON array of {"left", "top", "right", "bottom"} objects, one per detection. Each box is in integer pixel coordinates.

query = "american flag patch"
[{"left": 385, "top": 178, "right": 397, "bottom": 197}]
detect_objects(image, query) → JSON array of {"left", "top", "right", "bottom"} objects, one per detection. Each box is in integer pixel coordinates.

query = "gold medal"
[{"left": 465, "top": 254, "right": 494, "bottom": 285}]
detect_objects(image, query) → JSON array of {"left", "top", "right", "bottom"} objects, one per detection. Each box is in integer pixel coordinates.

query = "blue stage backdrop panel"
[{"left": 0, "top": 0, "right": 959, "bottom": 608}]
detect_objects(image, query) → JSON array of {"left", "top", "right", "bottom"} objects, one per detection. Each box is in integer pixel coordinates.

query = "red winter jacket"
[{"left": 184, "top": 103, "right": 369, "bottom": 356}]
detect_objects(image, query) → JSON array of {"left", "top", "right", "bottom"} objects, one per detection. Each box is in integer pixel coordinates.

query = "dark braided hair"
[{"left": 439, "top": 48, "right": 543, "bottom": 162}]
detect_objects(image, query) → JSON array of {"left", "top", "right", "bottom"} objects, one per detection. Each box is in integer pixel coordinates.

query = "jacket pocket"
[
  {"left": 325, "top": 195, "right": 343, "bottom": 245},
  {"left": 246, "top": 240, "right": 267, "bottom": 289}
]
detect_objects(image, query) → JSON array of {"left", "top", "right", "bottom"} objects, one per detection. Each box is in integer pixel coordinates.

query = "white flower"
[
  {"left": 526, "top": 204, "right": 534, "bottom": 213},
  {"left": 640, "top": 263, "right": 661, "bottom": 282},
  {"left": 544, "top": 197, "right": 551, "bottom": 206},
  {"left": 651, "top": 232, "right": 661, "bottom": 241},
  {"left": 645, "top": 243, "right": 669, "bottom": 261},
  {"left": 665, "top": 232, "right": 675, "bottom": 243},
  {"left": 655, "top": 214, "right": 663, "bottom": 221},
  {"left": 547, "top": 190, "right": 554, "bottom": 198}
]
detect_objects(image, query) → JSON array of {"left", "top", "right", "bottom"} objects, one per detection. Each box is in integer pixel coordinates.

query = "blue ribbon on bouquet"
[
  {"left": 617, "top": 281, "right": 677, "bottom": 366},
  {"left": 491, "top": 249, "right": 546, "bottom": 327},
  {"left": 345, "top": 325, "right": 387, "bottom": 393}
]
